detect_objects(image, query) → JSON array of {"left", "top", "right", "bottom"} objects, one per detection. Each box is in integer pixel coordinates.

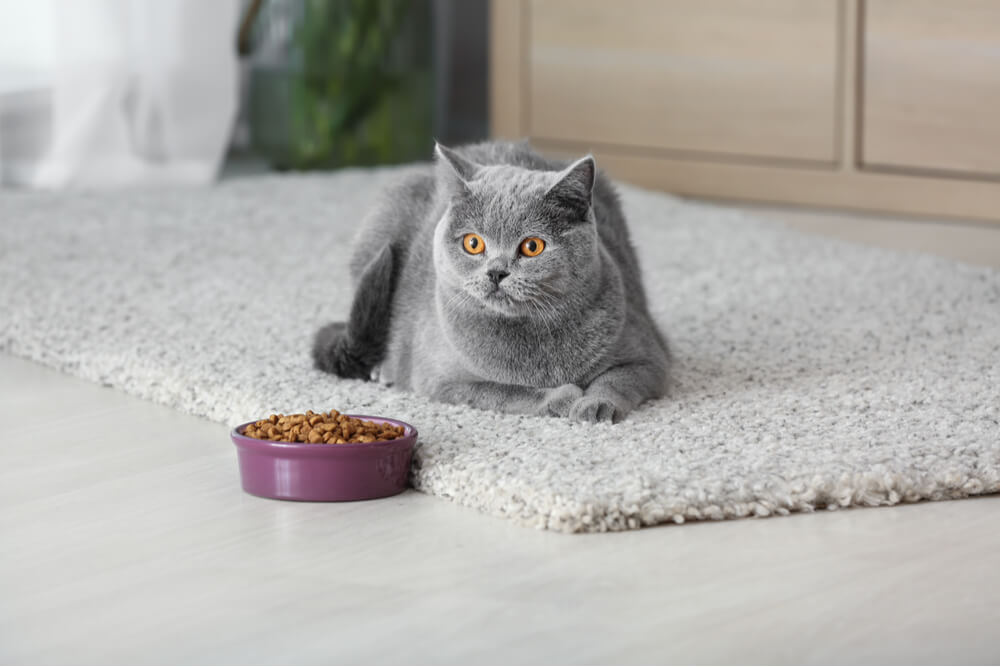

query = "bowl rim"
[{"left": 230, "top": 414, "right": 417, "bottom": 452}]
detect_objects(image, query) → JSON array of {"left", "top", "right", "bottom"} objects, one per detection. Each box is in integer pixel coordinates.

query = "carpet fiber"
[{"left": 2, "top": 166, "right": 998, "bottom": 532}]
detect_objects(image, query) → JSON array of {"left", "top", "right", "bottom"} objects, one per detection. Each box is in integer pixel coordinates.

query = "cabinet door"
[
  {"left": 862, "top": 0, "right": 1000, "bottom": 177},
  {"left": 527, "top": 0, "right": 839, "bottom": 163}
]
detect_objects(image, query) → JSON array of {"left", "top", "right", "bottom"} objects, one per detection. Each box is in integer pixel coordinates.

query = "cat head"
[{"left": 432, "top": 143, "right": 599, "bottom": 317}]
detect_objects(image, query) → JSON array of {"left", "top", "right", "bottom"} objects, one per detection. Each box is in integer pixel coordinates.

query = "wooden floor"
[{"left": 2, "top": 203, "right": 999, "bottom": 664}]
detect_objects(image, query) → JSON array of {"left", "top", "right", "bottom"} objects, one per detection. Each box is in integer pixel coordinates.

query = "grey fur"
[
  {"left": 312, "top": 243, "right": 397, "bottom": 379},
  {"left": 312, "top": 140, "right": 670, "bottom": 422}
]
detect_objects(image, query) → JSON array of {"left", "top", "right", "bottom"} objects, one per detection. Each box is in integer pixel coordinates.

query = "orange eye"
[
  {"left": 519, "top": 237, "right": 545, "bottom": 257},
  {"left": 463, "top": 233, "right": 485, "bottom": 255}
]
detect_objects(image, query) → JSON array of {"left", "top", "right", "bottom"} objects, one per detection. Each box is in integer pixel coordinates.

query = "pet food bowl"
[{"left": 231, "top": 415, "right": 417, "bottom": 501}]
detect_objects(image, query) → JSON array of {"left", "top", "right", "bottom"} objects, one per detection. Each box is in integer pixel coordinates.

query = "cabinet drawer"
[
  {"left": 862, "top": 0, "right": 1000, "bottom": 178},
  {"left": 527, "top": 0, "right": 840, "bottom": 163}
]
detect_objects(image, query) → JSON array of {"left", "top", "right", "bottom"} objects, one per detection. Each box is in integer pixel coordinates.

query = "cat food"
[{"left": 242, "top": 410, "right": 405, "bottom": 444}]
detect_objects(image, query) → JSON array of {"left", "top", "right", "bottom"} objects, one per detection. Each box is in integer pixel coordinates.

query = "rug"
[{"left": 1, "top": 166, "right": 998, "bottom": 532}]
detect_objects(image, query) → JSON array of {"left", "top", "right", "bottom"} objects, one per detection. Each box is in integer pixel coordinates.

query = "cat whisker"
[
  {"left": 523, "top": 290, "right": 562, "bottom": 341},
  {"left": 440, "top": 287, "right": 479, "bottom": 318},
  {"left": 538, "top": 291, "right": 570, "bottom": 335},
  {"left": 524, "top": 299, "right": 554, "bottom": 340}
]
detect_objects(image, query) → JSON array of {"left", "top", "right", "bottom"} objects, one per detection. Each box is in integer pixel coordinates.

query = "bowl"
[{"left": 231, "top": 415, "right": 417, "bottom": 501}]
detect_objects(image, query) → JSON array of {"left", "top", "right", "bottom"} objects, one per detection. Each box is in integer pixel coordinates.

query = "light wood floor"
[{"left": 2, "top": 203, "right": 999, "bottom": 664}]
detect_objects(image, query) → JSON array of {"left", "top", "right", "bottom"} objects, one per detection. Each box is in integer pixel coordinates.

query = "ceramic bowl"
[{"left": 231, "top": 415, "right": 416, "bottom": 501}]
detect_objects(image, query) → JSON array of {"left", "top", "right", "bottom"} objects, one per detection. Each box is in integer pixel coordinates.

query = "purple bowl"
[{"left": 231, "top": 415, "right": 417, "bottom": 502}]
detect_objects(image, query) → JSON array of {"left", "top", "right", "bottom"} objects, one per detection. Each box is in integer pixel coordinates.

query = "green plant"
[{"left": 250, "top": 0, "right": 432, "bottom": 170}]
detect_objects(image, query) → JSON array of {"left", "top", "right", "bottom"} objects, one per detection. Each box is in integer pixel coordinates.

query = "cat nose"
[{"left": 487, "top": 269, "right": 510, "bottom": 285}]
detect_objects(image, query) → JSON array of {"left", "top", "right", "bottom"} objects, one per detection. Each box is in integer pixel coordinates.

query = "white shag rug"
[{"left": 1, "top": 166, "right": 998, "bottom": 532}]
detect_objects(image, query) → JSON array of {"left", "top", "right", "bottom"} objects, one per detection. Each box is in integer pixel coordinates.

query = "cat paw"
[
  {"left": 569, "top": 396, "right": 626, "bottom": 424},
  {"left": 542, "top": 384, "right": 584, "bottom": 417}
]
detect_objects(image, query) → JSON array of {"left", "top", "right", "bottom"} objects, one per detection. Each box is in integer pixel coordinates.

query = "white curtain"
[{"left": 0, "top": 0, "right": 239, "bottom": 189}]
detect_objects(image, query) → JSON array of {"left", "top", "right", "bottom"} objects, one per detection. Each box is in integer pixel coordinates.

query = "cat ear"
[
  {"left": 435, "top": 142, "right": 480, "bottom": 195},
  {"left": 545, "top": 155, "right": 596, "bottom": 215}
]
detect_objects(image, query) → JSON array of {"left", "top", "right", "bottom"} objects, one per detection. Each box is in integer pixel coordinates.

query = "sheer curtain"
[{"left": 0, "top": 0, "right": 239, "bottom": 188}]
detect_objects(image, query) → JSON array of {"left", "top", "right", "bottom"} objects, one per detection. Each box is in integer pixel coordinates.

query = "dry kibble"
[{"left": 243, "top": 410, "right": 406, "bottom": 445}]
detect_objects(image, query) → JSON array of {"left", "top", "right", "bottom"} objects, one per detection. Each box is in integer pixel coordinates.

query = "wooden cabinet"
[{"left": 491, "top": 0, "right": 1000, "bottom": 222}]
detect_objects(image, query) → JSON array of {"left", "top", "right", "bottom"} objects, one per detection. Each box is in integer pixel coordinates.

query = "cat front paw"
[
  {"left": 569, "top": 396, "right": 627, "bottom": 424},
  {"left": 541, "top": 384, "right": 584, "bottom": 417}
]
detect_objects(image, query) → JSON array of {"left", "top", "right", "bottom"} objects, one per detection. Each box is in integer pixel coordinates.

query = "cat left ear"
[
  {"left": 545, "top": 155, "right": 596, "bottom": 215},
  {"left": 435, "top": 142, "right": 481, "bottom": 195}
]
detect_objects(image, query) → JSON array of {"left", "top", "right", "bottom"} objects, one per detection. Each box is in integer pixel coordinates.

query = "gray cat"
[{"left": 313, "top": 140, "right": 669, "bottom": 422}]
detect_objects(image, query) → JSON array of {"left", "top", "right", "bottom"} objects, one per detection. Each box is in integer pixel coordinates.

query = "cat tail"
[{"left": 312, "top": 243, "right": 398, "bottom": 380}]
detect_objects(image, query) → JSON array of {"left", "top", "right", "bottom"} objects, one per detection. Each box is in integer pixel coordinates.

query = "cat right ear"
[{"left": 435, "top": 142, "right": 480, "bottom": 195}]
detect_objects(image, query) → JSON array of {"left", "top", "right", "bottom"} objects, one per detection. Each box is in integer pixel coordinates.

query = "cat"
[{"left": 313, "top": 140, "right": 669, "bottom": 423}]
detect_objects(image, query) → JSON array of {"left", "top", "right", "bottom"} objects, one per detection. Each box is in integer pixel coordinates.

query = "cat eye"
[
  {"left": 519, "top": 237, "right": 545, "bottom": 257},
  {"left": 463, "top": 233, "right": 485, "bottom": 255}
]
